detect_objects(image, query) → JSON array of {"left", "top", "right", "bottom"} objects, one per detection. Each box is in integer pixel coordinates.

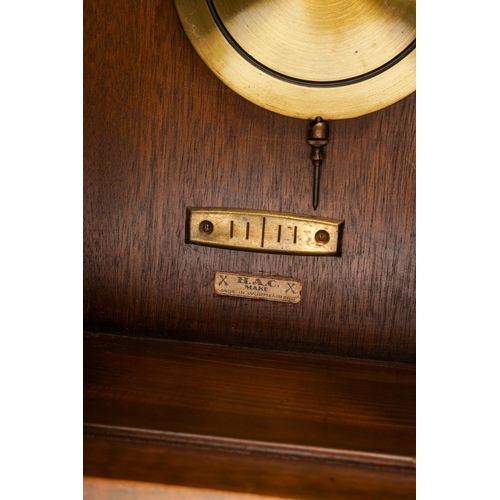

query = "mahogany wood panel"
[
  {"left": 83, "top": 333, "right": 415, "bottom": 499},
  {"left": 84, "top": 0, "right": 416, "bottom": 361},
  {"left": 84, "top": 333, "right": 415, "bottom": 461},
  {"left": 84, "top": 440, "right": 416, "bottom": 500}
]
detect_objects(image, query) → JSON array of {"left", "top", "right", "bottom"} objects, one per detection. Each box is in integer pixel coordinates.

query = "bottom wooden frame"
[{"left": 83, "top": 332, "right": 415, "bottom": 499}]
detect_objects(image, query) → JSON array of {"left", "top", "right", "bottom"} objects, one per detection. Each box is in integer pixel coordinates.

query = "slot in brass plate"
[{"left": 186, "top": 207, "right": 344, "bottom": 256}]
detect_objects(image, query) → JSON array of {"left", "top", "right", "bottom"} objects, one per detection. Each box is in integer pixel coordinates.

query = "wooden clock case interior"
[{"left": 84, "top": 0, "right": 416, "bottom": 498}]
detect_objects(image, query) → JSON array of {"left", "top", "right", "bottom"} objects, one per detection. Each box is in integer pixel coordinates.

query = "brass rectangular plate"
[
  {"left": 214, "top": 272, "right": 303, "bottom": 303},
  {"left": 186, "top": 207, "right": 343, "bottom": 255}
]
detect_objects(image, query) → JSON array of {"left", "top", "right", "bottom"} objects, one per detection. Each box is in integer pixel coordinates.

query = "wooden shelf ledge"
[{"left": 84, "top": 332, "right": 415, "bottom": 499}]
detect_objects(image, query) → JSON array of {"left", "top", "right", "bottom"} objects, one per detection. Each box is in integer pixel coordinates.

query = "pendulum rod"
[{"left": 307, "top": 117, "right": 329, "bottom": 211}]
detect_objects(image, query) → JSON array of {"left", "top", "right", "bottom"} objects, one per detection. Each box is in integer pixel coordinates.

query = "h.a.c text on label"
[{"left": 214, "top": 272, "right": 302, "bottom": 303}]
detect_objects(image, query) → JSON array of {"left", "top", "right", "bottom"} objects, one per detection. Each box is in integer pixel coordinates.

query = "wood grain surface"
[
  {"left": 84, "top": 333, "right": 415, "bottom": 499},
  {"left": 84, "top": 333, "right": 415, "bottom": 461},
  {"left": 84, "top": 477, "right": 288, "bottom": 500},
  {"left": 84, "top": 440, "right": 416, "bottom": 500},
  {"left": 84, "top": 0, "right": 416, "bottom": 362}
]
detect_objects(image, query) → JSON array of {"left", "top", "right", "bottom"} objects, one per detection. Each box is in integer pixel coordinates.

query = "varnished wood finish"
[
  {"left": 84, "top": 441, "right": 416, "bottom": 500},
  {"left": 84, "top": 0, "right": 415, "bottom": 362},
  {"left": 84, "top": 477, "right": 286, "bottom": 500},
  {"left": 84, "top": 333, "right": 415, "bottom": 459},
  {"left": 84, "top": 333, "right": 415, "bottom": 498}
]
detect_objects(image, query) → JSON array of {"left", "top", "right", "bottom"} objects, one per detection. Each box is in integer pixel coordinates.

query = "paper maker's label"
[{"left": 214, "top": 272, "right": 302, "bottom": 303}]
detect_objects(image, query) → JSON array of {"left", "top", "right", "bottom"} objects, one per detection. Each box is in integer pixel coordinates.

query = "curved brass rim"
[{"left": 174, "top": 0, "right": 416, "bottom": 120}]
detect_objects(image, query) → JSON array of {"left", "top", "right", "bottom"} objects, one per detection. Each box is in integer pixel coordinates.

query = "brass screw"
[
  {"left": 315, "top": 230, "right": 330, "bottom": 243},
  {"left": 200, "top": 220, "right": 214, "bottom": 235}
]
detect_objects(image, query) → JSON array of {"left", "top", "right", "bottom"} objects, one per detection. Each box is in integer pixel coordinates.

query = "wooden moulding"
[
  {"left": 83, "top": 332, "right": 415, "bottom": 499},
  {"left": 83, "top": 477, "right": 287, "bottom": 500}
]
